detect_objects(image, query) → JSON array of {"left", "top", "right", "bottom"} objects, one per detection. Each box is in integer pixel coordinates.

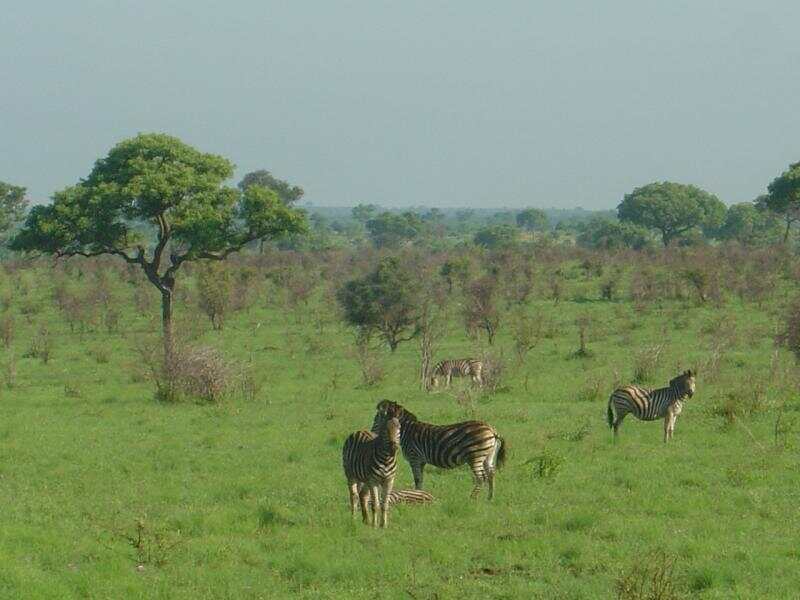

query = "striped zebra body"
[
  {"left": 607, "top": 370, "right": 696, "bottom": 443},
  {"left": 372, "top": 400, "right": 506, "bottom": 500},
  {"left": 361, "top": 487, "right": 435, "bottom": 508},
  {"left": 342, "top": 417, "right": 400, "bottom": 527},
  {"left": 430, "top": 358, "right": 483, "bottom": 388}
]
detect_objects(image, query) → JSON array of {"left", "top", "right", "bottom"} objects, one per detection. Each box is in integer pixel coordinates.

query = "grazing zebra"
[
  {"left": 342, "top": 417, "right": 400, "bottom": 527},
  {"left": 372, "top": 400, "right": 506, "bottom": 499},
  {"left": 429, "top": 358, "right": 483, "bottom": 388},
  {"left": 607, "top": 370, "right": 697, "bottom": 443}
]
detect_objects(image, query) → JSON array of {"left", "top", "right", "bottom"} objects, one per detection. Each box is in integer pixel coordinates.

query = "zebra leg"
[
  {"left": 663, "top": 416, "right": 670, "bottom": 443},
  {"left": 612, "top": 413, "right": 624, "bottom": 440},
  {"left": 667, "top": 414, "right": 677, "bottom": 441},
  {"left": 369, "top": 486, "right": 380, "bottom": 528},
  {"left": 348, "top": 482, "right": 359, "bottom": 518},
  {"left": 411, "top": 461, "right": 426, "bottom": 490},
  {"left": 469, "top": 459, "right": 486, "bottom": 499},
  {"left": 487, "top": 469, "right": 496, "bottom": 500},
  {"left": 379, "top": 478, "right": 394, "bottom": 528},
  {"left": 358, "top": 484, "right": 371, "bottom": 524}
]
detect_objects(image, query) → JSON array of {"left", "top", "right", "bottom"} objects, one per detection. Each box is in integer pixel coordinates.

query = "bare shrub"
[
  {"left": 576, "top": 378, "right": 603, "bottom": 402},
  {"left": 777, "top": 295, "right": 800, "bottom": 362},
  {"left": 24, "top": 325, "right": 53, "bottom": 364},
  {"left": 600, "top": 278, "right": 618, "bottom": 301},
  {"left": 2, "top": 351, "right": 17, "bottom": 388},
  {"left": 710, "top": 383, "right": 770, "bottom": 425},
  {"left": 479, "top": 351, "right": 508, "bottom": 394},
  {"left": 197, "top": 263, "right": 233, "bottom": 330},
  {"left": 509, "top": 308, "right": 542, "bottom": 365},
  {"left": 548, "top": 271, "right": 564, "bottom": 304},
  {"left": 572, "top": 314, "right": 595, "bottom": 358},
  {"left": 453, "top": 386, "right": 478, "bottom": 417},
  {"left": 0, "top": 313, "right": 14, "bottom": 349},
  {"left": 632, "top": 344, "right": 665, "bottom": 384},
  {"left": 104, "top": 308, "right": 121, "bottom": 334},
  {"left": 417, "top": 285, "right": 449, "bottom": 391},
  {"left": 133, "top": 287, "right": 154, "bottom": 317},
  {"left": 614, "top": 550, "right": 680, "bottom": 600},
  {"left": 463, "top": 276, "right": 500, "bottom": 345},
  {"left": 352, "top": 335, "right": 385, "bottom": 388},
  {"left": 133, "top": 337, "right": 245, "bottom": 403}
]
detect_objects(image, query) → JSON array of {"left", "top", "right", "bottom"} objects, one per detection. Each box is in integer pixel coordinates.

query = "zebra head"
[
  {"left": 372, "top": 400, "right": 417, "bottom": 433},
  {"left": 670, "top": 370, "right": 696, "bottom": 398}
]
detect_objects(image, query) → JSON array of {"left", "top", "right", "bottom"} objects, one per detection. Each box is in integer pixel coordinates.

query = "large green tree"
[
  {"left": 516, "top": 208, "right": 548, "bottom": 233},
  {"left": 337, "top": 257, "right": 419, "bottom": 351},
  {"left": 617, "top": 182, "right": 726, "bottom": 246},
  {"left": 11, "top": 134, "right": 306, "bottom": 358},
  {"left": 0, "top": 181, "right": 29, "bottom": 239},
  {"left": 473, "top": 224, "right": 518, "bottom": 249},
  {"left": 718, "top": 202, "right": 782, "bottom": 246},
  {"left": 763, "top": 162, "right": 800, "bottom": 243},
  {"left": 365, "top": 211, "right": 421, "bottom": 248}
]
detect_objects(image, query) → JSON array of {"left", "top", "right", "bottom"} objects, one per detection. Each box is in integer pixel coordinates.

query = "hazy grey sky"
[{"left": 2, "top": 1, "right": 798, "bottom": 209}]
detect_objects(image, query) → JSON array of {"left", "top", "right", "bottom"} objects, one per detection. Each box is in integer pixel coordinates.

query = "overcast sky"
[{"left": 2, "top": 1, "right": 798, "bottom": 209}]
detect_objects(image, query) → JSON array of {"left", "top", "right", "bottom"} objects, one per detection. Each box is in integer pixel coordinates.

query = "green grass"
[{"left": 1, "top": 261, "right": 799, "bottom": 598}]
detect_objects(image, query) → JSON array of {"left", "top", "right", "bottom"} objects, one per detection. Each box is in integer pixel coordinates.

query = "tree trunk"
[
  {"left": 784, "top": 218, "right": 791, "bottom": 244},
  {"left": 161, "top": 288, "right": 174, "bottom": 364}
]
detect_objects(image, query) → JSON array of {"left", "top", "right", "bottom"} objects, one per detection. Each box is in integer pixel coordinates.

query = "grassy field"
[{"left": 1, "top": 257, "right": 799, "bottom": 599}]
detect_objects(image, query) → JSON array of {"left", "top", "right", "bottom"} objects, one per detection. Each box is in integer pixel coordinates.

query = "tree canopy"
[
  {"left": 0, "top": 181, "right": 28, "bottom": 239},
  {"left": 473, "top": 224, "right": 518, "bottom": 249},
  {"left": 763, "top": 161, "right": 800, "bottom": 242},
  {"left": 336, "top": 256, "right": 419, "bottom": 351},
  {"left": 516, "top": 208, "right": 548, "bottom": 232},
  {"left": 717, "top": 202, "right": 782, "bottom": 246},
  {"left": 238, "top": 169, "right": 304, "bottom": 204},
  {"left": 617, "top": 182, "right": 725, "bottom": 246},
  {"left": 365, "top": 211, "right": 422, "bottom": 248}
]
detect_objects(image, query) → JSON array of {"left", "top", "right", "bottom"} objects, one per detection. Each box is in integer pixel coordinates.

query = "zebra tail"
[
  {"left": 495, "top": 436, "right": 507, "bottom": 469},
  {"left": 607, "top": 400, "right": 614, "bottom": 429}
]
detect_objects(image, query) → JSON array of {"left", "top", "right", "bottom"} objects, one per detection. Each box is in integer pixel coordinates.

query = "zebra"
[
  {"left": 429, "top": 358, "right": 483, "bottom": 388},
  {"left": 607, "top": 370, "right": 697, "bottom": 443},
  {"left": 361, "top": 487, "right": 434, "bottom": 509},
  {"left": 371, "top": 400, "right": 506, "bottom": 499},
  {"left": 342, "top": 417, "right": 400, "bottom": 527}
]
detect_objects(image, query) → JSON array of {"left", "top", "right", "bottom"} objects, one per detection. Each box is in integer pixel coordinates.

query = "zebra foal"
[
  {"left": 372, "top": 400, "right": 506, "bottom": 499},
  {"left": 362, "top": 487, "right": 435, "bottom": 509},
  {"left": 342, "top": 417, "right": 400, "bottom": 527},
  {"left": 607, "top": 370, "right": 696, "bottom": 443},
  {"left": 429, "top": 358, "right": 483, "bottom": 388}
]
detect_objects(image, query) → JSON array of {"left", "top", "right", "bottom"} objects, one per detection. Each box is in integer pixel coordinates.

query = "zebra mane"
[{"left": 376, "top": 400, "right": 418, "bottom": 423}]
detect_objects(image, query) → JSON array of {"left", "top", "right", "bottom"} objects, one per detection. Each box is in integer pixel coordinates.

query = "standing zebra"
[
  {"left": 607, "top": 370, "right": 696, "bottom": 443},
  {"left": 372, "top": 400, "right": 506, "bottom": 499},
  {"left": 342, "top": 417, "right": 400, "bottom": 527},
  {"left": 429, "top": 358, "right": 483, "bottom": 388}
]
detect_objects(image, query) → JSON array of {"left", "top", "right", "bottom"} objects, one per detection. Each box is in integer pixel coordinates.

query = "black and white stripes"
[
  {"left": 342, "top": 417, "right": 400, "bottom": 527},
  {"left": 429, "top": 358, "right": 483, "bottom": 388},
  {"left": 607, "top": 370, "right": 696, "bottom": 442},
  {"left": 372, "top": 400, "right": 506, "bottom": 499}
]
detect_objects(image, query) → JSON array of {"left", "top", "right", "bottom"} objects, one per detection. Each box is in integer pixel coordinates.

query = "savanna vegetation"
[{"left": 1, "top": 138, "right": 800, "bottom": 598}]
